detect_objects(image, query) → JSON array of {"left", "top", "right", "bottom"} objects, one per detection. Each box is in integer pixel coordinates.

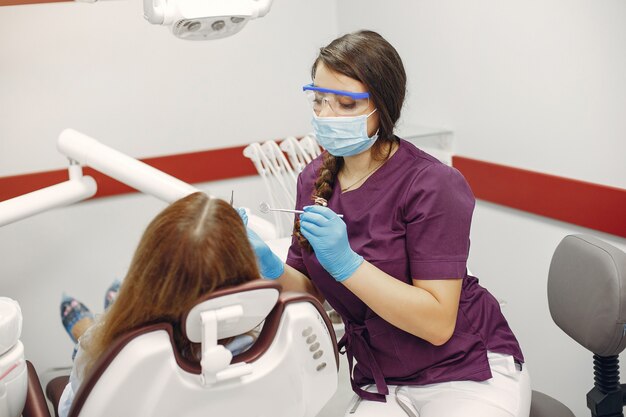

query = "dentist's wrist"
[{"left": 330, "top": 250, "right": 364, "bottom": 283}]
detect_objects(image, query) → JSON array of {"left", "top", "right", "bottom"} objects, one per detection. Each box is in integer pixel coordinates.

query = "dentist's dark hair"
[{"left": 294, "top": 30, "right": 407, "bottom": 251}]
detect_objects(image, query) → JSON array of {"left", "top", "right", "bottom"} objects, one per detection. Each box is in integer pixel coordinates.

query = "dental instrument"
[
  {"left": 299, "top": 134, "right": 322, "bottom": 159},
  {"left": 243, "top": 142, "right": 296, "bottom": 237},
  {"left": 279, "top": 136, "right": 311, "bottom": 174},
  {"left": 259, "top": 201, "right": 343, "bottom": 218},
  {"left": 259, "top": 201, "right": 303, "bottom": 215}
]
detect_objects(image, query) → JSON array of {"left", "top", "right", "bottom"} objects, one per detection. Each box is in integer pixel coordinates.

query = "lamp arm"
[
  {"left": 0, "top": 174, "right": 97, "bottom": 227},
  {"left": 57, "top": 129, "right": 200, "bottom": 204}
]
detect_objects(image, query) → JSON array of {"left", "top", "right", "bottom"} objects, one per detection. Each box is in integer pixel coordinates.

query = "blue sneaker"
[
  {"left": 60, "top": 294, "right": 94, "bottom": 344},
  {"left": 104, "top": 279, "right": 121, "bottom": 310}
]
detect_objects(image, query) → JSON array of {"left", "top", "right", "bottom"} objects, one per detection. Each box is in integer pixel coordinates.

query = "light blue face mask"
[{"left": 311, "top": 109, "right": 379, "bottom": 157}]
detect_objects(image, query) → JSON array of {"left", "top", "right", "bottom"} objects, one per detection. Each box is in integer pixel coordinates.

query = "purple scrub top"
[{"left": 286, "top": 139, "right": 524, "bottom": 402}]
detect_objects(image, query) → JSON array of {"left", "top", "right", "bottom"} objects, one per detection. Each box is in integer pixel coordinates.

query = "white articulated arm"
[
  {"left": 0, "top": 128, "right": 203, "bottom": 227},
  {"left": 0, "top": 163, "right": 96, "bottom": 227},
  {"left": 58, "top": 129, "right": 200, "bottom": 204}
]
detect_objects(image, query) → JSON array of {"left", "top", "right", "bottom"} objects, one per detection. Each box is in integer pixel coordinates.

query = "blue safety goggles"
[
  {"left": 302, "top": 83, "right": 370, "bottom": 100},
  {"left": 302, "top": 83, "right": 370, "bottom": 116}
]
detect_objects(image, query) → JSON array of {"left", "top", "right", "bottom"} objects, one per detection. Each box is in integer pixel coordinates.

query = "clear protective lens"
[{"left": 304, "top": 90, "right": 370, "bottom": 117}]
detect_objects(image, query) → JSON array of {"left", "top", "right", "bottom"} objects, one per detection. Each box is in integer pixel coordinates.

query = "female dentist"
[{"left": 245, "top": 30, "right": 531, "bottom": 417}]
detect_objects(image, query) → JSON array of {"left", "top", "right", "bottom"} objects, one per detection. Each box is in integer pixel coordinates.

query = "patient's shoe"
[
  {"left": 104, "top": 279, "right": 121, "bottom": 310},
  {"left": 60, "top": 294, "right": 94, "bottom": 344}
]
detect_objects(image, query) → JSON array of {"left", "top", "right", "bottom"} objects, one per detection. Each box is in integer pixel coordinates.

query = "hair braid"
[{"left": 293, "top": 152, "right": 343, "bottom": 252}]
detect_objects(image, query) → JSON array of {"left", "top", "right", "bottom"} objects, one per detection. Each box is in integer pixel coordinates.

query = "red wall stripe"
[
  {"left": 452, "top": 156, "right": 626, "bottom": 238},
  {"left": 1, "top": 149, "right": 624, "bottom": 238},
  {"left": 0, "top": 0, "right": 70, "bottom": 5},
  {"left": 0, "top": 145, "right": 257, "bottom": 202}
]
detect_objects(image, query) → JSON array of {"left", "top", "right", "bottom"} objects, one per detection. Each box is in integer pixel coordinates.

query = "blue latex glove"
[
  {"left": 237, "top": 208, "right": 284, "bottom": 279},
  {"left": 299, "top": 205, "right": 363, "bottom": 282}
]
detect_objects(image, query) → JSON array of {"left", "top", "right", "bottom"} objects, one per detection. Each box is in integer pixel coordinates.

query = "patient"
[{"left": 57, "top": 192, "right": 261, "bottom": 417}]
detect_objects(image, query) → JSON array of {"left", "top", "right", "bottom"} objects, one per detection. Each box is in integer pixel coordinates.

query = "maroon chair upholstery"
[
  {"left": 22, "top": 361, "right": 52, "bottom": 417},
  {"left": 45, "top": 375, "right": 70, "bottom": 417}
]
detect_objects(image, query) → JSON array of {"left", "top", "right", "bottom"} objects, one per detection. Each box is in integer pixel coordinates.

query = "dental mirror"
[{"left": 259, "top": 201, "right": 343, "bottom": 218}]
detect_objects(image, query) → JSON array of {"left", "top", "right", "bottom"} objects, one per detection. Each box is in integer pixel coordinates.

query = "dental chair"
[
  {"left": 40, "top": 280, "right": 338, "bottom": 417},
  {"left": 0, "top": 297, "right": 27, "bottom": 417},
  {"left": 530, "top": 234, "right": 626, "bottom": 417}
]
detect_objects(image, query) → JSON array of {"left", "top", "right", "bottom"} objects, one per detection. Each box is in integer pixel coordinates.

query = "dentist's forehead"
[{"left": 314, "top": 62, "right": 367, "bottom": 94}]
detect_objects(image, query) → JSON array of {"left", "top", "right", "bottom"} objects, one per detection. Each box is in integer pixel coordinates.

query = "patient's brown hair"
[{"left": 81, "top": 192, "right": 259, "bottom": 376}]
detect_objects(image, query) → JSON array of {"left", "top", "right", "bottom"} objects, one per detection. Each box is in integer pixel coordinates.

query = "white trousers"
[{"left": 344, "top": 352, "right": 531, "bottom": 417}]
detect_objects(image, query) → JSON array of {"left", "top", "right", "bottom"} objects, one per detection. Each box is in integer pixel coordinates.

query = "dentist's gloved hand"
[
  {"left": 237, "top": 208, "right": 284, "bottom": 279},
  {"left": 299, "top": 205, "right": 363, "bottom": 282}
]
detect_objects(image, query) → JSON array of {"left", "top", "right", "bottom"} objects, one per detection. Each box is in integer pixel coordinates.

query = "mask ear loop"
[{"left": 365, "top": 107, "right": 379, "bottom": 140}]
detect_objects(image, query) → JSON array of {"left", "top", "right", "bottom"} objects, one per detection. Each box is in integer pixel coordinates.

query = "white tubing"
[
  {"left": 0, "top": 177, "right": 97, "bottom": 227},
  {"left": 58, "top": 129, "right": 199, "bottom": 203}
]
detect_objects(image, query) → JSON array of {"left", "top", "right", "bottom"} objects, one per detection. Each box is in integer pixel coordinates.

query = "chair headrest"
[
  {"left": 66, "top": 288, "right": 339, "bottom": 417},
  {"left": 183, "top": 280, "right": 281, "bottom": 342},
  {"left": 0, "top": 297, "right": 22, "bottom": 356},
  {"left": 548, "top": 234, "right": 626, "bottom": 356}
]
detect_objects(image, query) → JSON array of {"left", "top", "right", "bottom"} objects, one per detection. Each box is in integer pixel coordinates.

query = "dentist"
[{"left": 245, "top": 30, "right": 531, "bottom": 417}]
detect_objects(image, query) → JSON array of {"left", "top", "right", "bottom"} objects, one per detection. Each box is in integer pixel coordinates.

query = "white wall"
[
  {"left": 338, "top": 0, "right": 626, "bottom": 189},
  {"left": 0, "top": 0, "right": 337, "bottom": 176},
  {"left": 0, "top": 0, "right": 337, "bottom": 378},
  {"left": 337, "top": 1, "right": 626, "bottom": 416},
  {"left": 2, "top": 1, "right": 626, "bottom": 416}
]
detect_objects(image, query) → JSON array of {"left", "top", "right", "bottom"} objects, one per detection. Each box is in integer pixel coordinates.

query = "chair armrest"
[
  {"left": 22, "top": 361, "right": 52, "bottom": 417},
  {"left": 46, "top": 375, "right": 70, "bottom": 417}
]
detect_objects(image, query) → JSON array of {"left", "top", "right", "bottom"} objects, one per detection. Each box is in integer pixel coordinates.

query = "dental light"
[
  {"left": 0, "top": 129, "right": 199, "bottom": 227},
  {"left": 143, "top": 0, "right": 273, "bottom": 40}
]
